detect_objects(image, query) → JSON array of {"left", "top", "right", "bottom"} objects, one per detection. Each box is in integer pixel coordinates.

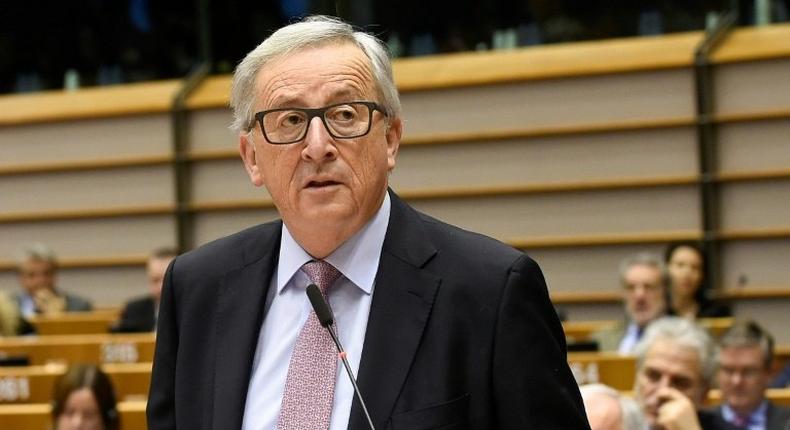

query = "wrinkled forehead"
[
  {"left": 645, "top": 340, "right": 702, "bottom": 379},
  {"left": 254, "top": 41, "right": 377, "bottom": 107}
]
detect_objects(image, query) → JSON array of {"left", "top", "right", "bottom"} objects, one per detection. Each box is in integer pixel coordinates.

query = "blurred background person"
[
  {"left": 112, "top": 247, "right": 177, "bottom": 333},
  {"left": 15, "top": 243, "right": 93, "bottom": 318},
  {"left": 580, "top": 383, "right": 646, "bottom": 430},
  {"left": 633, "top": 316, "right": 738, "bottom": 430},
  {"left": 0, "top": 290, "right": 24, "bottom": 336},
  {"left": 715, "top": 320, "right": 790, "bottom": 429},
  {"left": 52, "top": 363, "right": 119, "bottom": 430},
  {"left": 664, "top": 241, "right": 731, "bottom": 319},
  {"left": 592, "top": 252, "right": 668, "bottom": 353}
]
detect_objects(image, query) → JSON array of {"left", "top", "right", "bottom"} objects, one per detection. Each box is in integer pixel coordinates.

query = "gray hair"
[
  {"left": 618, "top": 252, "right": 667, "bottom": 287},
  {"left": 719, "top": 320, "right": 775, "bottom": 369},
  {"left": 17, "top": 242, "right": 57, "bottom": 267},
  {"left": 579, "top": 383, "right": 646, "bottom": 430},
  {"left": 634, "top": 316, "right": 717, "bottom": 383},
  {"left": 229, "top": 15, "right": 401, "bottom": 134}
]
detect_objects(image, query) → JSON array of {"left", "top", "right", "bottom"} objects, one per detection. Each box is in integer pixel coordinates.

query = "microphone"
[{"left": 306, "top": 284, "right": 376, "bottom": 430}]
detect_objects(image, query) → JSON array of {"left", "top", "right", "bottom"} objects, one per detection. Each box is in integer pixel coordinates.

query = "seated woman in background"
[
  {"left": 664, "top": 241, "right": 732, "bottom": 319},
  {"left": 52, "top": 364, "right": 119, "bottom": 430}
]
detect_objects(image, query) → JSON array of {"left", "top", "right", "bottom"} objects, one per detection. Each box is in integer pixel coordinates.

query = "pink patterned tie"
[{"left": 277, "top": 260, "right": 342, "bottom": 430}]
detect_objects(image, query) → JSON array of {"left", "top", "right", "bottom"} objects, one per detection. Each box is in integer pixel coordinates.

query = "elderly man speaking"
[{"left": 147, "top": 15, "right": 587, "bottom": 430}]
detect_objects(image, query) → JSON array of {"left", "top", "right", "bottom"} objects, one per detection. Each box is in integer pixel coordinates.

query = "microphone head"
[{"left": 306, "top": 283, "right": 334, "bottom": 327}]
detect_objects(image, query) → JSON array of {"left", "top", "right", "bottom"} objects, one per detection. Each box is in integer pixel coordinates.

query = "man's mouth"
[{"left": 306, "top": 180, "right": 340, "bottom": 188}]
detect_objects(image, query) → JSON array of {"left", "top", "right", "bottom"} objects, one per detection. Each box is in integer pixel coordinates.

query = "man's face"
[
  {"left": 239, "top": 43, "right": 400, "bottom": 257},
  {"left": 636, "top": 339, "right": 707, "bottom": 426},
  {"left": 622, "top": 264, "right": 666, "bottom": 328},
  {"left": 147, "top": 256, "right": 174, "bottom": 301},
  {"left": 18, "top": 258, "right": 56, "bottom": 295},
  {"left": 717, "top": 345, "right": 770, "bottom": 416}
]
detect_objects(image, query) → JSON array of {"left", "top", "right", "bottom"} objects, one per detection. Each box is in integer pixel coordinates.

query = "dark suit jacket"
[
  {"left": 113, "top": 295, "right": 157, "bottom": 333},
  {"left": 714, "top": 402, "right": 790, "bottom": 430},
  {"left": 147, "top": 192, "right": 589, "bottom": 429},
  {"left": 699, "top": 409, "right": 740, "bottom": 430}
]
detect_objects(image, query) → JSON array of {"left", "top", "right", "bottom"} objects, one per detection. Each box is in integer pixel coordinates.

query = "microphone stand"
[{"left": 325, "top": 324, "right": 376, "bottom": 430}]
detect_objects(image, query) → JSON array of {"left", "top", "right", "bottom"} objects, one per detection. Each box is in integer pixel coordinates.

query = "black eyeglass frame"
[{"left": 249, "top": 101, "right": 387, "bottom": 145}]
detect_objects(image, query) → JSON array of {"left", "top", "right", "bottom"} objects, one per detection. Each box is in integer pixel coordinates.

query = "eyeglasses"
[{"left": 250, "top": 101, "right": 386, "bottom": 145}]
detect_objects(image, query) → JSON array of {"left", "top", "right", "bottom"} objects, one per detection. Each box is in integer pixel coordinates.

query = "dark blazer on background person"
[
  {"left": 113, "top": 295, "right": 157, "bottom": 333},
  {"left": 698, "top": 409, "right": 741, "bottom": 430},
  {"left": 147, "top": 191, "right": 589, "bottom": 430},
  {"left": 714, "top": 402, "right": 790, "bottom": 430}
]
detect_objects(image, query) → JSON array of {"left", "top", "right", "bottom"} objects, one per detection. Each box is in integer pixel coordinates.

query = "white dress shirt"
[
  {"left": 721, "top": 401, "right": 768, "bottom": 430},
  {"left": 617, "top": 322, "right": 643, "bottom": 354},
  {"left": 241, "top": 193, "right": 391, "bottom": 430}
]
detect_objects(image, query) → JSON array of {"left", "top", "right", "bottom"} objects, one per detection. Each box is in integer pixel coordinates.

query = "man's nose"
[{"left": 302, "top": 116, "right": 337, "bottom": 162}]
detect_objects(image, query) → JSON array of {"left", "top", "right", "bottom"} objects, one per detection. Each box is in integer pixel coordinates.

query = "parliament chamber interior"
[{"left": 2, "top": 2, "right": 790, "bottom": 429}]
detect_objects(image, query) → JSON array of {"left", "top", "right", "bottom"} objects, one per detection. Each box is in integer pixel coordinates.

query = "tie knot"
[{"left": 302, "top": 260, "right": 341, "bottom": 293}]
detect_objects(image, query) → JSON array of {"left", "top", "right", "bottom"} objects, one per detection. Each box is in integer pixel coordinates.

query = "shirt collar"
[
  {"left": 721, "top": 400, "right": 768, "bottom": 425},
  {"left": 276, "top": 192, "right": 391, "bottom": 295}
]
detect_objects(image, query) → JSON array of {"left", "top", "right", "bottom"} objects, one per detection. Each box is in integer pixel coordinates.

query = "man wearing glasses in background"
[
  {"left": 148, "top": 15, "right": 588, "bottom": 430},
  {"left": 715, "top": 321, "right": 790, "bottom": 429}
]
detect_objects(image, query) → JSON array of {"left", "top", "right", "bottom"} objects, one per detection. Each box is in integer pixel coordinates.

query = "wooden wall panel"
[
  {"left": 192, "top": 209, "right": 281, "bottom": 247},
  {"left": 719, "top": 180, "right": 790, "bottom": 229},
  {"left": 715, "top": 58, "right": 790, "bottom": 115},
  {"left": 718, "top": 119, "right": 790, "bottom": 173},
  {"left": 529, "top": 243, "right": 668, "bottom": 294},
  {"left": 191, "top": 159, "right": 264, "bottom": 203},
  {"left": 400, "top": 69, "right": 693, "bottom": 136},
  {"left": 189, "top": 109, "right": 237, "bottom": 152},
  {"left": 556, "top": 302, "right": 623, "bottom": 321},
  {"left": 721, "top": 240, "right": 790, "bottom": 288},
  {"left": 391, "top": 127, "right": 698, "bottom": 190},
  {"left": 0, "top": 115, "right": 170, "bottom": 166},
  {"left": 732, "top": 299, "right": 790, "bottom": 344},
  {"left": 0, "top": 166, "right": 173, "bottom": 214},
  {"left": 0, "top": 216, "right": 176, "bottom": 260},
  {"left": 404, "top": 187, "right": 700, "bottom": 240}
]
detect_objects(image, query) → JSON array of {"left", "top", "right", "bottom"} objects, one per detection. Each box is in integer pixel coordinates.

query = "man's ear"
[
  {"left": 385, "top": 117, "right": 402, "bottom": 171},
  {"left": 239, "top": 133, "right": 264, "bottom": 187}
]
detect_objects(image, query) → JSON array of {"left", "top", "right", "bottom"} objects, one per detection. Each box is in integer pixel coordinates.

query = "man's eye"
[
  {"left": 282, "top": 113, "right": 305, "bottom": 126},
  {"left": 645, "top": 368, "right": 662, "bottom": 382},
  {"left": 330, "top": 108, "right": 358, "bottom": 122}
]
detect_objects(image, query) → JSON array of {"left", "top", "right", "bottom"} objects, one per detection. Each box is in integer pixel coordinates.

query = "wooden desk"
[
  {"left": 0, "top": 363, "right": 151, "bottom": 404},
  {"left": 567, "top": 352, "right": 637, "bottom": 390},
  {"left": 562, "top": 317, "right": 735, "bottom": 342},
  {"left": 0, "top": 400, "right": 146, "bottom": 430},
  {"left": 707, "top": 388, "right": 790, "bottom": 407},
  {"left": 563, "top": 320, "right": 615, "bottom": 341},
  {"left": 27, "top": 310, "right": 120, "bottom": 335},
  {"left": 0, "top": 333, "right": 155, "bottom": 365}
]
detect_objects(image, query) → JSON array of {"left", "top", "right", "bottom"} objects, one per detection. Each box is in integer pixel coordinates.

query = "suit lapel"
[
  {"left": 212, "top": 224, "right": 281, "bottom": 429},
  {"left": 350, "top": 192, "right": 440, "bottom": 430}
]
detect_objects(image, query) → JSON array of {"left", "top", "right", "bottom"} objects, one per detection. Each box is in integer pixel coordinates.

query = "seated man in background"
[
  {"left": 592, "top": 252, "right": 668, "bottom": 353},
  {"left": 16, "top": 243, "right": 92, "bottom": 318},
  {"left": 580, "top": 383, "right": 646, "bottom": 430},
  {"left": 715, "top": 320, "right": 790, "bottom": 429},
  {"left": 634, "top": 316, "right": 738, "bottom": 430},
  {"left": 113, "top": 247, "right": 177, "bottom": 333}
]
